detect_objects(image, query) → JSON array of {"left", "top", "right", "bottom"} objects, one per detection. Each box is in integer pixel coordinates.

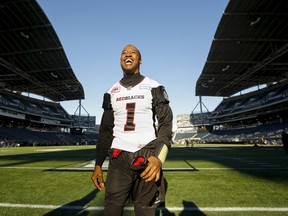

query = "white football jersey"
[{"left": 107, "top": 77, "right": 160, "bottom": 152}]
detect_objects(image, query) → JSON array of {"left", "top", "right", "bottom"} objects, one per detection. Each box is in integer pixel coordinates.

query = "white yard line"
[
  {"left": 0, "top": 203, "right": 287, "bottom": 212},
  {"left": 0, "top": 166, "right": 287, "bottom": 171}
]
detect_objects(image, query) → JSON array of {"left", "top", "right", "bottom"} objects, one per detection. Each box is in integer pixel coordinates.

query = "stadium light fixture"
[
  {"left": 222, "top": 65, "right": 230, "bottom": 71},
  {"left": 51, "top": 72, "right": 58, "bottom": 78},
  {"left": 201, "top": 83, "right": 208, "bottom": 88},
  {"left": 20, "top": 31, "right": 29, "bottom": 39},
  {"left": 250, "top": 17, "right": 261, "bottom": 26},
  {"left": 208, "top": 78, "right": 215, "bottom": 83}
]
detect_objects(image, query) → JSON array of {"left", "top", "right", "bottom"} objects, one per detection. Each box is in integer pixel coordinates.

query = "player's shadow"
[
  {"left": 155, "top": 178, "right": 206, "bottom": 215},
  {"left": 157, "top": 200, "right": 206, "bottom": 216},
  {"left": 156, "top": 204, "right": 175, "bottom": 216},
  {"left": 43, "top": 189, "right": 100, "bottom": 216},
  {"left": 179, "top": 200, "right": 206, "bottom": 216}
]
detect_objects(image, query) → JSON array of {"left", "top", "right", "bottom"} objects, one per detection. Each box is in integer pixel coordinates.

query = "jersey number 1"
[{"left": 124, "top": 103, "right": 136, "bottom": 131}]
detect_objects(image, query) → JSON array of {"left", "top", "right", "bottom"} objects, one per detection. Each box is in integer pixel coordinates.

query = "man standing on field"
[{"left": 91, "top": 44, "right": 173, "bottom": 216}]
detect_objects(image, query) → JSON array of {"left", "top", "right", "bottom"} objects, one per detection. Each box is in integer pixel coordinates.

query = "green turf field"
[{"left": 0, "top": 144, "right": 287, "bottom": 216}]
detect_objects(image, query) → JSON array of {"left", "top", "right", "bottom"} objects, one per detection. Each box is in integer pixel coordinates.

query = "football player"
[{"left": 91, "top": 44, "right": 173, "bottom": 216}]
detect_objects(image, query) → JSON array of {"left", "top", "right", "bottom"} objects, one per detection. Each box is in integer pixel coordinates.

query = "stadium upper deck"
[
  {"left": 0, "top": 0, "right": 84, "bottom": 102},
  {"left": 196, "top": 0, "right": 288, "bottom": 97}
]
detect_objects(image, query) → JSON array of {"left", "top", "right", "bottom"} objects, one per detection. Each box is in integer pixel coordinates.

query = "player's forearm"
[
  {"left": 95, "top": 152, "right": 107, "bottom": 166},
  {"left": 154, "top": 104, "right": 173, "bottom": 164},
  {"left": 156, "top": 104, "right": 173, "bottom": 147}
]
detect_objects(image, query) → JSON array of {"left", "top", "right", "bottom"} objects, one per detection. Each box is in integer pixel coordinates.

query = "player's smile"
[{"left": 125, "top": 58, "right": 133, "bottom": 65}]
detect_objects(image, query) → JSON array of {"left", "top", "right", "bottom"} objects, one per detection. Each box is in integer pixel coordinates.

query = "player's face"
[{"left": 120, "top": 45, "right": 141, "bottom": 75}]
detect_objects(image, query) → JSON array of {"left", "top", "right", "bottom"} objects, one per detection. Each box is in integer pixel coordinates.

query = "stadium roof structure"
[
  {"left": 196, "top": 0, "right": 288, "bottom": 97},
  {"left": 0, "top": 0, "right": 85, "bottom": 102}
]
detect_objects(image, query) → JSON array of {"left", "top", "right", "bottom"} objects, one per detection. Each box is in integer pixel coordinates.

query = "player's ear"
[{"left": 140, "top": 60, "right": 142, "bottom": 64}]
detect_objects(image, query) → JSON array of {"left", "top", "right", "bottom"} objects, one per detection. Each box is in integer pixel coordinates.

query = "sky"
[{"left": 37, "top": 0, "right": 229, "bottom": 128}]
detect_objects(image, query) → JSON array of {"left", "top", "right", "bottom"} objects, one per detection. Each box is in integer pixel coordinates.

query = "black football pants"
[{"left": 103, "top": 149, "right": 159, "bottom": 216}]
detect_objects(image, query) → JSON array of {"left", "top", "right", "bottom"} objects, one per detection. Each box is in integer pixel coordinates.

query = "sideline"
[{"left": 0, "top": 203, "right": 288, "bottom": 212}]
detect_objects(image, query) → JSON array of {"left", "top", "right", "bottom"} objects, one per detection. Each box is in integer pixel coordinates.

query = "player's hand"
[
  {"left": 140, "top": 156, "right": 161, "bottom": 182},
  {"left": 91, "top": 165, "right": 105, "bottom": 191}
]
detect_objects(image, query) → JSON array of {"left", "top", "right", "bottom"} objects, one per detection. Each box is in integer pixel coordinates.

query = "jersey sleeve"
[
  {"left": 95, "top": 93, "right": 114, "bottom": 166},
  {"left": 151, "top": 85, "right": 173, "bottom": 159}
]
